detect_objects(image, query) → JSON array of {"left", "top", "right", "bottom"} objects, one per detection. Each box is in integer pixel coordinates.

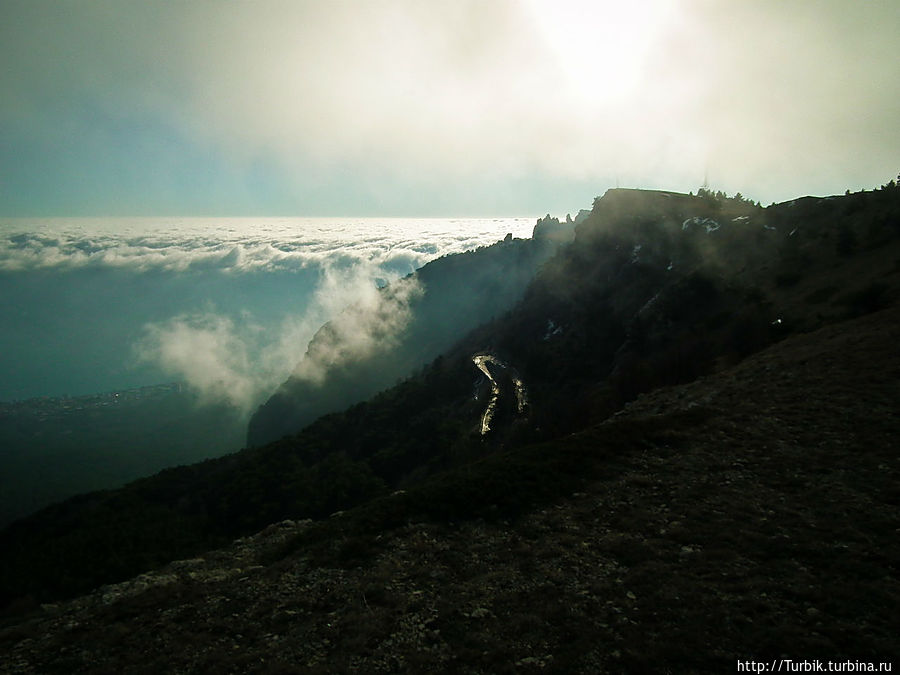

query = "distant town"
[{"left": 0, "top": 383, "right": 185, "bottom": 422}]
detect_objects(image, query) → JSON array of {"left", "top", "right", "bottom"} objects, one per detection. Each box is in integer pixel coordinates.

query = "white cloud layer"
[
  {"left": 0, "top": 217, "right": 534, "bottom": 273},
  {"left": 0, "top": 216, "right": 533, "bottom": 403}
]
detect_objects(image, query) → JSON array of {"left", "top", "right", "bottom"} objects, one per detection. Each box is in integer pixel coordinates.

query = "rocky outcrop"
[{"left": 532, "top": 213, "right": 576, "bottom": 244}]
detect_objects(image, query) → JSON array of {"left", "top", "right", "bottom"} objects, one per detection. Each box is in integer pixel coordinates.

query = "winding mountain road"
[{"left": 472, "top": 354, "right": 528, "bottom": 434}]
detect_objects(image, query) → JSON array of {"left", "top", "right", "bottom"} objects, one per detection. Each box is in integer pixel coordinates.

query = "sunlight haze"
[{"left": 1, "top": 0, "right": 897, "bottom": 215}]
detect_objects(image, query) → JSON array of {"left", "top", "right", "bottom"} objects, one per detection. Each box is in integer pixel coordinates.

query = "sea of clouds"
[
  {"left": 0, "top": 217, "right": 537, "bottom": 273},
  {"left": 0, "top": 217, "right": 535, "bottom": 407}
]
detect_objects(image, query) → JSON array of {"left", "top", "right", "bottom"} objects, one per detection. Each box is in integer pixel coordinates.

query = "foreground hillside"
[{"left": 2, "top": 304, "right": 898, "bottom": 673}]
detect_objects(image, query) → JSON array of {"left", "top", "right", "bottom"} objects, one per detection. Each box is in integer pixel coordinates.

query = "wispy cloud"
[
  {"left": 292, "top": 269, "right": 424, "bottom": 385},
  {"left": 136, "top": 261, "right": 423, "bottom": 413},
  {"left": 137, "top": 313, "right": 259, "bottom": 411}
]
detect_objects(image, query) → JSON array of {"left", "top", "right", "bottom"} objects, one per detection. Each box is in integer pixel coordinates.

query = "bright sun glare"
[{"left": 527, "top": 0, "right": 673, "bottom": 105}]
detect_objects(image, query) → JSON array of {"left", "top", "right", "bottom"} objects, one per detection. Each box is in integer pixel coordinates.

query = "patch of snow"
[
  {"left": 631, "top": 244, "right": 642, "bottom": 263},
  {"left": 732, "top": 216, "right": 749, "bottom": 222},
  {"left": 682, "top": 217, "right": 720, "bottom": 233}
]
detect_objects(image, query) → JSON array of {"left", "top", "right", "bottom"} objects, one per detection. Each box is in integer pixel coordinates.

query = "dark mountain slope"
[
  {"left": 248, "top": 232, "right": 565, "bottom": 447},
  {"left": 1, "top": 185, "right": 898, "bottom": 616},
  {"left": 445, "top": 187, "right": 899, "bottom": 436},
  {"left": 2, "top": 298, "right": 898, "bottom": 673}
]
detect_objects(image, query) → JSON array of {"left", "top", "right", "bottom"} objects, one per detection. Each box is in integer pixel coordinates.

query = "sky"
[{"left": 1, "top": 0, "right": 898, "bottom": 216}]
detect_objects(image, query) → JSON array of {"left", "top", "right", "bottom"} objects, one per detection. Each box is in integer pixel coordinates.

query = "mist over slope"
[
  {"left": 248, "top": 229, "right": 567, "bottom": 446},
  {"left": 1, "top": 183, "right": 898, "bottom": 633}
]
